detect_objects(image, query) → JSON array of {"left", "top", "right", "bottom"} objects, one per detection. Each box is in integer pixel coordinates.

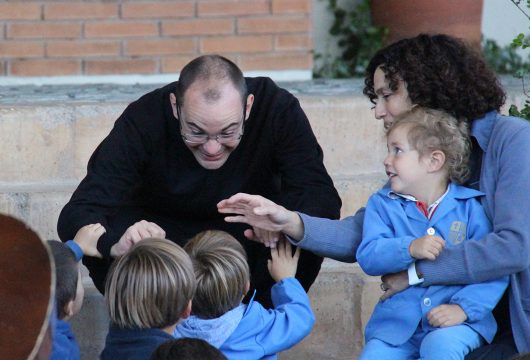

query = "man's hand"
[
  {"left": 267, "top": 238, "right": 301, "bottom": 282},
  {"left": 409, "top": 235, "right": 445, "bottom": 260},
  {"left": 428, "top": 304, "right": 467, "bottom": 327},
  {"left": 110, "top": 220, "right": 166, "bottom": 257},
  {"left": 218, "top": 193, "right": 304, "bottom": 243},
  {"left": 73, "top": 223, "right": 106, "bottom": 258},
  {"left": 380, "top": 271, "right": 410, "bottom": 301}
]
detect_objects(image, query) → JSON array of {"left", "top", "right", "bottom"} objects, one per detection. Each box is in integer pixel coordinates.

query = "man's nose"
[{"left": 202, "top": 138, "right": 222, "bottom": 154}]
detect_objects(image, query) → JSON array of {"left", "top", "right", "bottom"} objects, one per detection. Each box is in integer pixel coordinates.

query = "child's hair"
[
  {"left": 47, "top": 240, "right": 79, "bottom": 319},
  {"left": 184, "top": 230, "right": 249, "bottom": 319},
  {"left": 105, "top": 238, "right": 196, "bottom": 329},
  {"left": 150, "top": 338, "right": 227, "bottom": 360},
  {"left": 388, "top": 107, "right": 471, "bottom": 184}
]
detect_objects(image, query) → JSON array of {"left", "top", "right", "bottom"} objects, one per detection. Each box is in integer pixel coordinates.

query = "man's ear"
[
  {"left": 245, "top": 94, "right": 254, "bottom": 120},
  {"left": 428, "top": 150, "right": 446, "bottom": 172},
  {"left": 180, "top": 300, "right": 192, "bottom": 320}
]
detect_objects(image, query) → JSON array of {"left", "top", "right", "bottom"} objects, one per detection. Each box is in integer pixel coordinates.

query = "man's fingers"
[{"left": 243, "top": 228, "right": 257, "bottom": 241}]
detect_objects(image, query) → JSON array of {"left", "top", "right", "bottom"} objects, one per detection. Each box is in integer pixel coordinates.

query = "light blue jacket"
[
  {"left": 357, "top": 184, "right": 508, "bottom": 345},
  {"left": 174, "top": 277, "right": 314, "bottom": 360},
  {"left": 292, "top": 112, "right": 530, "bottom": 352}
]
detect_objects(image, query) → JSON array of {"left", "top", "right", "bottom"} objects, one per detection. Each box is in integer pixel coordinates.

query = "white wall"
[{"left": 482, "top": 0, "right": 529, "bottom": 51}]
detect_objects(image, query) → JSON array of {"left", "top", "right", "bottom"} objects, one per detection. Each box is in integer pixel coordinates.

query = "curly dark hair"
[{"left": 363, "top": 34, "right": 506, "bottom": 122}]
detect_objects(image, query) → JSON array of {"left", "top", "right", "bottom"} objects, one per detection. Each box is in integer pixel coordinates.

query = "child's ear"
[
  {"left": 63, "top": 300, "right": 75, "bottom": 319},
  {"left": 180, "top": 300, "right": 192, "bottom": 319},
  {"left": 428, "top": 150, "right": 446, "bottom": 172},
  {"left": 244, "top": 281, "right": 250, "bottom": 296}
]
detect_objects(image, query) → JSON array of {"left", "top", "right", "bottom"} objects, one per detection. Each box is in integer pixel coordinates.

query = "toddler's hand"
[
  {"left": 409, "top": 235, "right": 445, "bottom": 260},
  {"left": 73, "top": 223, "right": 106, "bottom": 258},
  {"left": 427, "top": 304, "right": 467, "bottom": 327},
  {"left": 267, "top": 238, "right": 301, "bottom": 282}
]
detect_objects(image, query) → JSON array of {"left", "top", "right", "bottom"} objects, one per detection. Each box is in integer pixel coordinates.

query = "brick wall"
[{"left": 0, "top": 0, "right": 313, "bottom": 77}]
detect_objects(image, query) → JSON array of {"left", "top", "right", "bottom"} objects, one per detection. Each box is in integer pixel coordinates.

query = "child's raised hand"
[
  {"left": 427, "top": 304, "right": 467, "bottom": 327},
  {"left": 267, "top": 237, "right": 301, "bottom": 282},
  {"left": 409, "top": 235, "right": 445, "bottom": 260},
  {"left": 73, "top": 223, "right": 106, "bottom": 258}
]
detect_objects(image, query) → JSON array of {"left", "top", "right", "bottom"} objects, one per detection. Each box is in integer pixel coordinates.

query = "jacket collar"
[{"left": 470, "top": 111, "right": 497, "bottom": 152}]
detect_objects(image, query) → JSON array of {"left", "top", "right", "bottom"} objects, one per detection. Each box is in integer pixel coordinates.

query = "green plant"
[
  {"left": 482, "top": 37, "right": 530, "bottom": 75},
  {"left": 507, "top": 0, "right": 530, "bottom": 120},
  {"left": 313, "top": 0, "right": 387, "bottom": 78}
]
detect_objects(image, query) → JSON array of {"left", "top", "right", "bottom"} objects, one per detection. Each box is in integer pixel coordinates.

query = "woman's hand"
[{"left": 218, "top": 193, "right": 304, "bottom": 246}]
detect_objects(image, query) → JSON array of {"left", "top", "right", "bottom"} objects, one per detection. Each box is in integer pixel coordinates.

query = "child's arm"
[
  {"left": 267, "top": 237, "right": 301, "bottom": 282},
  {"left": 409, "top": 235, "right": 445, "bottom": 260},
  {"left": 248, "top": 240, "right": 314, "bottom": 356},
  {"left": 357, "top": 194, "right": 417, "bottom": 275},
  {"left": 66, "top": 223, "right": 106, "bottom": 260},
  {"left": 427, "top": 304, "right": 467, "bottom": 327}
]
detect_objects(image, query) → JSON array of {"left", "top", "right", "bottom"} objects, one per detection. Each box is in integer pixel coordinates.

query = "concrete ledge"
[{"left": 2, "top": 78, "right": 525, "bottom": 358}]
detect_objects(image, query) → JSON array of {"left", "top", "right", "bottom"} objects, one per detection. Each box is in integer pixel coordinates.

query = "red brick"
[
  {"left": 238, "top": 16, "right": 310, "bottom": 34},
  {"left": 44, "top": 3, "right": 118, "bottom": 20},
  {"left": 46, "top": 41, "right": 121, "bottom": 57},
  {"left": 126, "top": 38, "right": 196, "bottom": 56},
  {"left": 85, "top": 21, "right": 158, "bottom": 38},
  {"left": 11, "top": 59, "right": 81, "bottom": 76},
  {"left": 122, "top": 2, "right": 194, "bottom": 19},
  {"left": 0, "top": 41, "right": 44, "bottom": 58},
  {"left": 275, "top": 34, "right": 311, "bottom": 50},
  {"left": 7, "top": 23, "right": 81, "bottom": 39},
  {"left": 239, "top": 52, "right": 312, "bottom": 70},
  {"left": 161, "top": 55, "right": 197, "bottom": 73},
  {"left": 85, "top": 59, "right": 157, "bottom": 75},
  {"left": 201, "top": 35, "right": 272, "bottom": 53},
  {"left": 198, "top": 1, "right": 269, "bottom": 17},
  {"left": 272, "top": 0, "right": 311, "bottom": 14},
  {"left": 0, "top": 3, "right": 41, "bottom": 20},
  {"left": 162, "top": 19, "right": 233, "bottom": 36}
]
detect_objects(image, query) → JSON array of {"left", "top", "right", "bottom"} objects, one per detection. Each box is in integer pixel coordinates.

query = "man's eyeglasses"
[{"left": 176, "top": 102, "right": 245, "bottom": 145}]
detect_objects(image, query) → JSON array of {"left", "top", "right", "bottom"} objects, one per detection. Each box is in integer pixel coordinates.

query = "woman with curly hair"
[{"left": 218, "top": 34, "right": 530, "bottom": 359}]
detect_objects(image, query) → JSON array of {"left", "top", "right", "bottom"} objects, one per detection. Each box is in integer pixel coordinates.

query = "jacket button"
[
  {"left": 427, "top": 227, "right": 435, "bottom": 235},
  {"left": 423, "top": 298, "right": 432, "bottom": 306}
]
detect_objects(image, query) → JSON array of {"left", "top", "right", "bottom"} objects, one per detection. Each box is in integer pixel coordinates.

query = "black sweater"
[{"left": 58, "top": 77, "right": 341, "bottom": 301}]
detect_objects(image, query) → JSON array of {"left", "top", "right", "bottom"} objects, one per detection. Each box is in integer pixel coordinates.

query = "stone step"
[{"left": 2, "top": 78, "right": 523, "bottom": 359}]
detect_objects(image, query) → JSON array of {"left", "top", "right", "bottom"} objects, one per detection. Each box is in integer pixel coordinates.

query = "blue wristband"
[{"left": 65, "top": 240, "right": 84, "bottom": 262}]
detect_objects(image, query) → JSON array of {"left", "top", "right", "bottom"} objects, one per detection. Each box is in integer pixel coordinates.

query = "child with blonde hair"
[
  {"left": 356, "top": 107, "right": 508, "bottom": 359},
  {"left": 101, "top": 238, "right": 196, "bottom": 360},
  {"left": 174, "top": 230, "right": 314, "bottom": 360}
]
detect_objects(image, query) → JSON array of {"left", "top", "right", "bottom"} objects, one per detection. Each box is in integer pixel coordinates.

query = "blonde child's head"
[
  {"left": 388, "top": 107, "right": 471, "bottom": 184},
  {"left": 105, "top": 238, "right": 196, "bottom": 329},
  {"left": 184, "top": 230, "right": 249, "bottom": 319}
]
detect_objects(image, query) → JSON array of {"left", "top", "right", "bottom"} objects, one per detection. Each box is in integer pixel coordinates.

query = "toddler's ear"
[
  {"left": 181, "top": 300, "right": 192, "bottom": 319},
  {"left": 428, "top": 150, "right": 446, "bottom": 172},
  {"left": 63, "top": 300, "right": 75, "bottom": 319}
]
